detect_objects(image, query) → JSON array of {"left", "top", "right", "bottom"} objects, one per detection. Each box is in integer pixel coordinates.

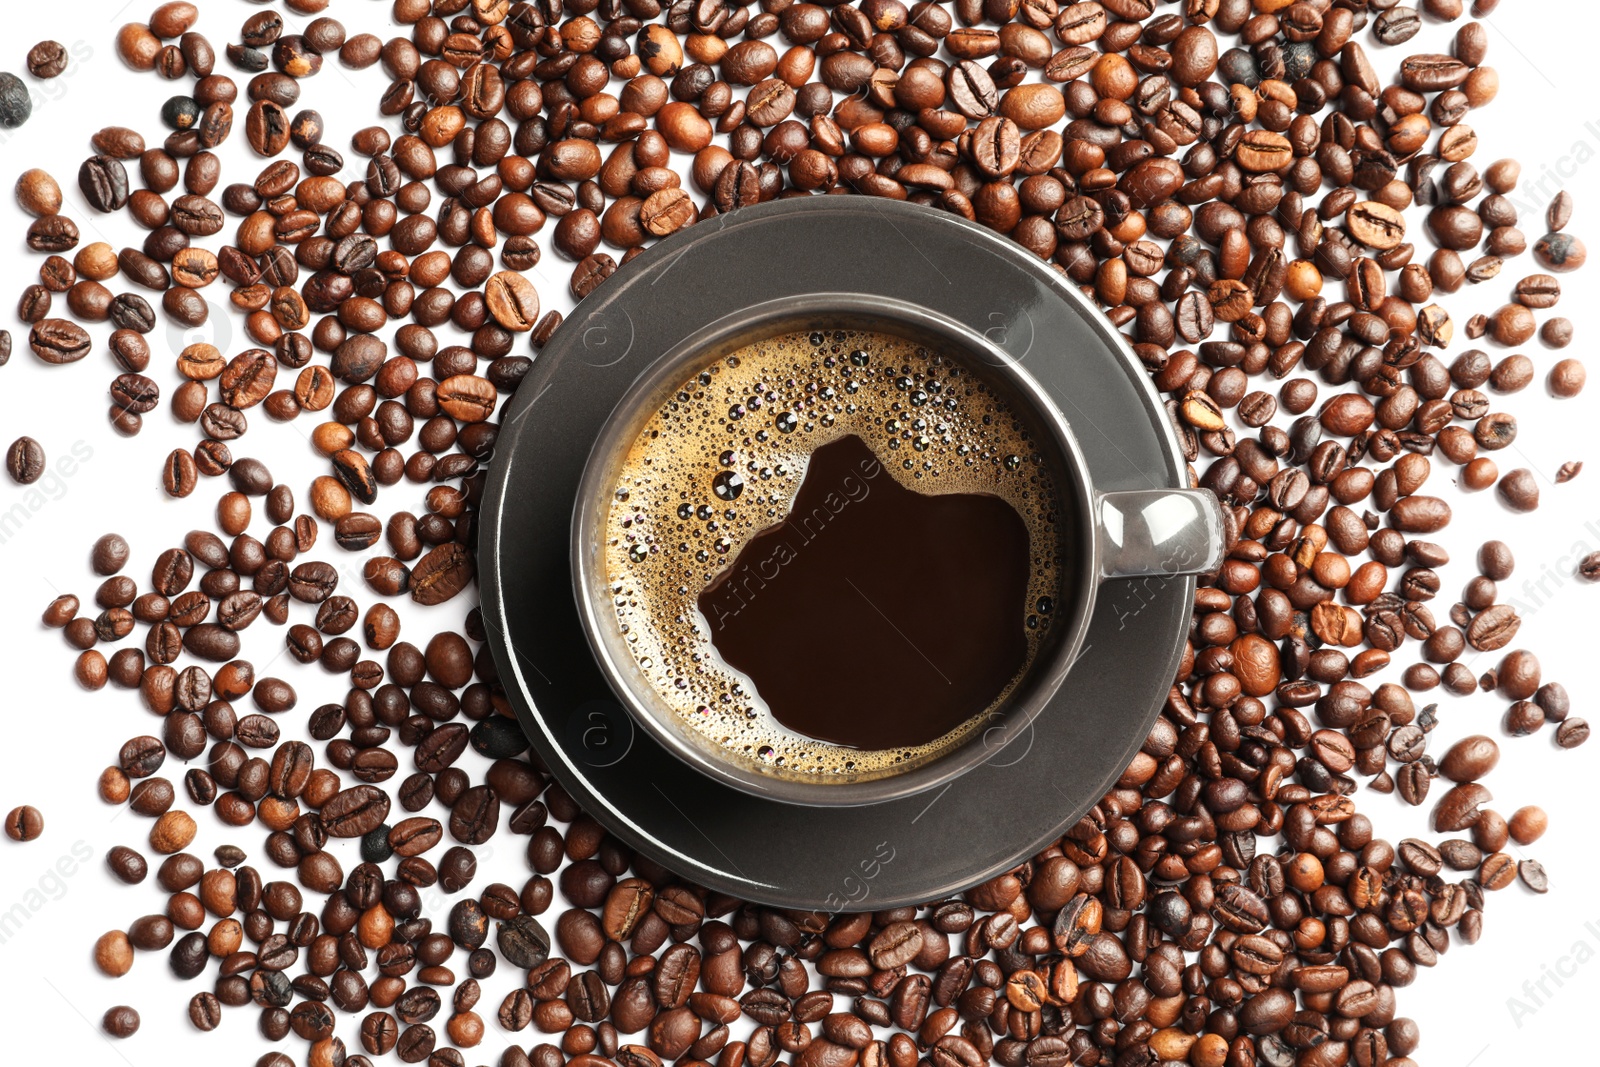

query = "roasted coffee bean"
[
  {"left": 4, "top": 805, "right": 44, "bottom": 841},
  {"left": 16, "top": 168, "right": 65, "bottom": 218},
  {"left": 29, "top": 319, "right": 91, "bottom": 364},
  {"left": 110, "top": 374, "right": 160, "bottom": 415},
  {"left": 324, "top": 786, "right": 391, "bottom": 837},
  {"left": 411, "top": 543, "right": 472, "bottom": 606},
  {"left": 27, "top": 41, "right": 69, "bottom": 79},
  {"left": 6, "top": 437, "right": 45, "bottom": 485},
  {"left": 288, "top": 561, "right": 339, "bottom": 603},
  {"left": 0, "top": 73, "right": 33, "bottom": 128},
  {"left": 247, "top": 100, "right": 292, "bottom": 156},
  {"left": 126, "top": 914, "right": 173, "bottom": 950},
  {"left": 484, "top": 272, "right": 541, "bottom": 332},
  {"left": 79, "top": 156, "right": 131, "bottom": 212},
  {"left": 102, "top": 1006, "right": 139, "bottom": 1039},
  {"left": 493, "top": 913, "right": 552, "bottom": 969},
  {"left": 333, "top": 450, "right": 378, "bottom": 505},
  {"left": 1496, "top": 468, "right": 1540, "bottom": 512}
]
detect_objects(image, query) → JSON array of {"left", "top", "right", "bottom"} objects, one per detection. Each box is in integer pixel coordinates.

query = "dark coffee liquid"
[{"left": 698, "top": 434, "right": 1032, "bottom": 750}]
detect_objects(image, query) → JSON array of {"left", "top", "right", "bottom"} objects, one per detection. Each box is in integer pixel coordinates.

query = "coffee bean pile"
[{"left": 8, "top": 0, "right": 1591, "bottom": 1063}]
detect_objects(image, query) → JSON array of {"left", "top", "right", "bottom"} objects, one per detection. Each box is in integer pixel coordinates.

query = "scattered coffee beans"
[{"left": 8, "top": 3, "right": 1591, "bottom": 1065}]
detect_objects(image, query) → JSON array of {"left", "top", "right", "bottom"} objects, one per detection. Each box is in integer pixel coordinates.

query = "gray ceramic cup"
[{"left": 571, "top": 292, "right": 1224, "bottom": 807}]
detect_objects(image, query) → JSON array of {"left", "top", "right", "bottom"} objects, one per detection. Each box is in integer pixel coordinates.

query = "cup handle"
[{"left": 1095, "top": 488, "right": 1225, "bottom": 581}]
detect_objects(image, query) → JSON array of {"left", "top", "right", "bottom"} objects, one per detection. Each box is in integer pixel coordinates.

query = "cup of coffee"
[{"left": 571, "top": 293, "right": 1223, "bottom": 806}]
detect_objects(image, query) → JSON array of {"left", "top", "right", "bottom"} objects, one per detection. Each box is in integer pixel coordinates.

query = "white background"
[{"left": 0, "top": 1, "right": 1597, "bottom": 1064}]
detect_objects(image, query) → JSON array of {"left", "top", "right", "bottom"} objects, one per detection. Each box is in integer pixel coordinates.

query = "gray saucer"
[{"left": 480, "top": 197, "right": 1193, "bottom": 909}]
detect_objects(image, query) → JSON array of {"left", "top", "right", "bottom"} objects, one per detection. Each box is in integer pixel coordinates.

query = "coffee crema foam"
[{"left": 602, "top": 328, "right": 1068, "bottom": 782}]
